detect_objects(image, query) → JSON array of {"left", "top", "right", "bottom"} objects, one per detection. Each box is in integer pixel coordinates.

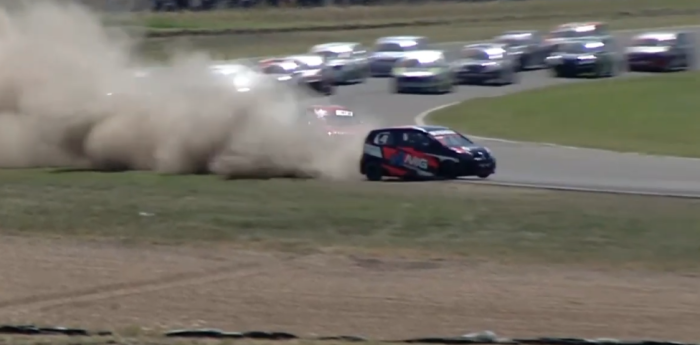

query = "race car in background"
[
  {"left": 360, "top": 125, "right": 496, "bottom": 181},
  {"left": 209, "top": 63, "right": 264, "bottom": 93},
  {"left": 492, "top": 30, "right": 549, "bottom": 71},
  {"left": 452, "top": 43, "right": 519, "bottom": 86},
  {"left": 543, "top": 21, "right": 610, "bottom": 55},
  {"left": 368, "top": 36, "right": 430, "bottom": 77},
  {"left": 305, "top": 104, "right": 368, "bottom": 137},
  {"left": 625, "top": 31, "right": 696, "bottom": 72},
  {"left": 391, "top": 50, "right": 455, "bottom": 94},
  {"left": 546, "top": 37, "right": 623, "bottom": 78},
  {"left": 258, "top": 55, "right": 336, "bottom": 95},
  {"left": 308, "top": 42, "right": 370, "bottom": 84}
]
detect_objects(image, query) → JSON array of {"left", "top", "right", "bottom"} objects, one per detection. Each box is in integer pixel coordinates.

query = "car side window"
[
  {"left": 373, "top": 132, "right": 393, "bottom": 146},
  {"left": 400, "top": 131, "right": 431, "bottom": 148}
]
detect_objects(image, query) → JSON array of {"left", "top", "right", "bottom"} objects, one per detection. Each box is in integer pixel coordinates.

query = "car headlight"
[
  {"left": 482, "top": 62, "right": 500, "bottom": 71},
  {"left": 577, "top": 55, "right": 597, "bottom": 64}
]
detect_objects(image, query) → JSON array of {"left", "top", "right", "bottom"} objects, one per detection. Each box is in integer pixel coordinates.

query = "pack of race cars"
[
  {"left": 124, "top": 22, "right": 694, "bottom": 182},
  {"left": 249, "top": 22, "right": 695, "bottom": 95}
]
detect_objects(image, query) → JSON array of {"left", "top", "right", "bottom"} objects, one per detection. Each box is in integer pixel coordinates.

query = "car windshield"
[
  {"left": 293, "top": 59, "right": 323, "bottom": 70},
  {"left": 632, "top": 38, "right": 674, "bottom": 47},
  {"left": 431, "top": 133, "right": 474, "bottom": 147},
  {"left": 551, "top": 28, "right": 596, "bottom": 39},
  {"left": 316, "top": 50, "right": 352, "bottom": 60},
  {"left": 261, "top": 64, "right": 292, "bottom": 75},
  {"left": 397, "top": 58, "right": 442, "bottom": 68},
  {"left": 462, "top": 49, "right": 501, "bottom": 60},
  {"left": 558, "top": 42, "right": 603, "bottom": 54},
  {"left": 496, "top": 37, "right": 526, "bottom": 48},
  {"left": 375, "top": 42, "right": 415, "bottom": 52}
]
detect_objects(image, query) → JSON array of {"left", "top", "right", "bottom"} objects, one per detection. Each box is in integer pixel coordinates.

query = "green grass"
[
  {"left": 122, "top": 0, "right": 700, "bottom": 59},
  {"left": 141, "top": 14, "right": 700, "bottom": 59},
  {"left": 430, "top": 71, "right": 700, "bottom": 158},
  {"left": 2, "top": 170, "right": 700, "bottom": 270},
  {"left": 106, "top": 0, "right": 700, "bottom": 33}
]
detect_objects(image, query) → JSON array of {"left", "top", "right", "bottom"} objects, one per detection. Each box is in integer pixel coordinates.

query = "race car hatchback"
[{"left": 360, "top": 125, "right": 496, "bottom": 181}]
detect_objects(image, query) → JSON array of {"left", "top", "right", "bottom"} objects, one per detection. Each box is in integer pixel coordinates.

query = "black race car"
[
  {"left": 625, "top": 31, "right": 696, "bottom": 72},
  {"left": 493, "top": 30, "right": 549, "bottom": 71},
  {"left": 359, "top": 125, "right": 496, "bottom": 181},
  {"left": 545, "top": 37, "right": 623, "bottom": 78}
]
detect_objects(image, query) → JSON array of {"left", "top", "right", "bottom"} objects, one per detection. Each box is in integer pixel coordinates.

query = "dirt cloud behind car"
[{"left": 0, "top": 0, "right": 371, "bottom": 180}]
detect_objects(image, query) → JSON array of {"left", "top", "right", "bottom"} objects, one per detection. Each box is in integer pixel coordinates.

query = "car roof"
[
  {"left": 372, "top": 125, "right": 452, "bottom": 133},
  {"left": 498, "top": 30, "right": 536, "bottom": 38},
  {"left": 376, "top": 36, "right": 426, "bottom": 43},
  {"left": 285, "top": 54, "right": 325, "bottom": 65},
  {"left": 634, "top": 31, "right": 680, "bottom": 41},
  {"left": 310, "top": 42, "right": 357, "bottom": 52}
]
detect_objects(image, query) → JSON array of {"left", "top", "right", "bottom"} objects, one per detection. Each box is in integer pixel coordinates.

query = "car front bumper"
[
  {"left": 627, "top": 53, "right": 673, "bottom": 70},
  {"left": 554, "top": 60, "right": 599, "bottom": 75},
  {"left": 458, "top": 158, "right": 497, "bottom": 176}
]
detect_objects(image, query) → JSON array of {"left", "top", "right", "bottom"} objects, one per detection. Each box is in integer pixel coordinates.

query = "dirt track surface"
[{"left": 0, "top": 236, "right": 699, "bottom": 341}]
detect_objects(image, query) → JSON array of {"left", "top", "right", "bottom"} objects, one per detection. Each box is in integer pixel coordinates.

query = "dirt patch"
[{"left": 0, "top": 236, "right": 698, "bottom": 341}]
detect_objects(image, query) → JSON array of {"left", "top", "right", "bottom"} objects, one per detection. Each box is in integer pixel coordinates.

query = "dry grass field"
[{"left": 2, "top": 174, "right": 700, "bottom": 342}]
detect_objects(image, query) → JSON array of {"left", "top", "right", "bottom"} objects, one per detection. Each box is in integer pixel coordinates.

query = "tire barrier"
[
  {"left": 0, "top": 325, "right": 695, "bottom": 345},
  {"left": 0, "top": 325, "right": 111, "bottom": 336}
]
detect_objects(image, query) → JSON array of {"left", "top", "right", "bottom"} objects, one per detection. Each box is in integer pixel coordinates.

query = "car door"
[{"left": 393, "top": 130, "right": 440, "bottom": 175}]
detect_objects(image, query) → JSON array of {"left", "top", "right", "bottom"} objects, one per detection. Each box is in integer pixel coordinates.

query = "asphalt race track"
[{"left": 325, "top": 26, "right": 700, "bottom": 197}]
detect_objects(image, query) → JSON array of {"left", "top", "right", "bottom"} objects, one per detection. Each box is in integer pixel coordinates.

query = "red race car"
[{"left": 306, "top": 104, "right": 368, "bottom": 137}]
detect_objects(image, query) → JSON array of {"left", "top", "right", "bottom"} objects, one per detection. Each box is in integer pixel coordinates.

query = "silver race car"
[
  {"left": 543, "top": 22, "right": 611, "bottom": 56},
  {"left": 452, "top": 43, "right": 519, "bottom": 86},
  {"left": 493, "top": 30, "right": 548, "bottom": 71},
  {"left": 258, "top": 55, "right": 336, "bottom": 96},
  {"left": 391, "top": 50, "right": 455, "bottom": 94},
  {"left": 368, "top": 36, "right": 429, "bottom": 77},
  {"left": 308, "top": 42, "right": 370, "bottom": 84},
  {"left": 625, "top": 31, "right": 696, "bottom": 72}
]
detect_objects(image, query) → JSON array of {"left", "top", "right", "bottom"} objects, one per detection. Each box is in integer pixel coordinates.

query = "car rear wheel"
[{"left": 364, "top": 162, "right": 383, "bottom": 181}]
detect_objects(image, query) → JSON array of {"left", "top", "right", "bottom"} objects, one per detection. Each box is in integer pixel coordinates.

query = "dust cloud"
[{"left": 0, "top": 0, "right": 373, "bottom": 180}]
